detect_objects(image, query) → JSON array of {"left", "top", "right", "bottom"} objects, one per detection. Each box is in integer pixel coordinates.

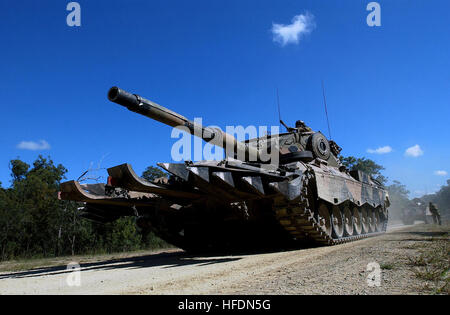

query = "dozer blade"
[
  {"left": 81, "top": 203, "right": 137, "bottom": 223},
  {"left": 187, "top": 166, "right": 210, "bottom": 183},
  {"left": 210, "top": 171, "right": 261, "bottom": 200},
  {"left": 211, "top": 171, "right": 235, "bottom": 188},
  {"left": 80, "top": 183, "right": 106, "bottom": 196},
  {"left": 59, "top": 180, "right": 154, "bottom": 207},
  {"left": 186, "top": 166, "right": 238, "bottom": 200},
  {"left": 269, "top": 176, "right": 303, "bottom": 201},
  {"left": 107, "top": 163, "right": 203, "bottom": 199},
  {"left": 158, "top": 163, "right": 190, "bottom": 181},
  {"left": 241, "top": 176, "right": 265, "bottom": 196}
]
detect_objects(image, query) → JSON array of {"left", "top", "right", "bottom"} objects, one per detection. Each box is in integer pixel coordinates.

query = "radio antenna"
[
  {"left": 276, "top": 88, "right": 282, "bottom": 129},
  {"left": 321, "top": 80, "right": 332, "bottom": 139},
  {"left": 276, "top": 88, "right": 291, "bottom": 132}
]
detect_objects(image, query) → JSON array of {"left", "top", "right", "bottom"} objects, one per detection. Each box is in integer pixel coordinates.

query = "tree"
[
  {"left": 339, "top": 155, "right": 387, "bottom": 185},
  {"left": 0, "top": 158, "right": 172, "bottom": 261},
  {"left": 0, "top": 156, "right": 67, "bottom": 259},
  {"left": 9, "top": 159, "right": 29, "bottom": 182},
  {"left": 142, "top": 166, "right": 167, "bottom": 182}
]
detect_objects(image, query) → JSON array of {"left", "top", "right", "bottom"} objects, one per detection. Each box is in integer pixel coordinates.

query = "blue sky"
[{"left": 0, "top": 0, "right": 449, "bottom": 197}]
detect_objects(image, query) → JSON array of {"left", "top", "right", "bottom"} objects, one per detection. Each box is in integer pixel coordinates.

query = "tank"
[{"left": 59, "top": 86, "right": 390, "bottom": 252}]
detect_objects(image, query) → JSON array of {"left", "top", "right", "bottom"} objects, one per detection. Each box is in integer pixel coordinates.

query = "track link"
[
  {"left": 274, "top": 203, "right": 386, "bottom": 245},
  {"left": 272, "top": 175, "right": 386, "bottom": 246}
]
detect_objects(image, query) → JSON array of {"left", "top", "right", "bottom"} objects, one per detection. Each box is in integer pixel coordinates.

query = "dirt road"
[{"left": 0, "top": 224, "right": 448, "bottom": 295}]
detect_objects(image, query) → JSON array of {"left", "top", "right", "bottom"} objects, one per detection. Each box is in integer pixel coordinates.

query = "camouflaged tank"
[{"left": 59, "top": 87, "right": 390, "bottom": 251}]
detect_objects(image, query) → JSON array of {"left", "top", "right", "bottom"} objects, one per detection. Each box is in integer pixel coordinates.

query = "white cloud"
[
  {"left": 405, "top": 144, "right": 423, "bottom": 157},
  {"left": 17, "top": 140, "right": 51, "bottom": 151},
  {"left": 272, "top": 13, "right": 315, "bottom": 46},
  {"left": 434, "top": 170, "right": 447, "bottom": 176},
  {"left": 367, "top": 146, "right": 392, "bottom": 154}
]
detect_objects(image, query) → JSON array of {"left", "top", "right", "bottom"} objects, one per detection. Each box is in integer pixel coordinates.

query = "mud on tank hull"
[{"left": 60, "top": 159, "right": 389, "bottom": 252}]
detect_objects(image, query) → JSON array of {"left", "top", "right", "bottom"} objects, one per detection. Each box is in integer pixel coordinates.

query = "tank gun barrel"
[{"left": 108, "top": 86, "right": 260, "bottom": 161}]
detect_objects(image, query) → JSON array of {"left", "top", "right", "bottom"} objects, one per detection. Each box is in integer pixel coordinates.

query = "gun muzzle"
[
  {"left": 108, "top": 86, "right": 140, "bottom": 109},
  {"left": 108, "top": 86, "right": 190, "bottom": 128}
]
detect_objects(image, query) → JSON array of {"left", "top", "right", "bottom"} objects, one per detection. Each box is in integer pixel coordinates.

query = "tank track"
[
  {"left": 273, "top": 202, "right": 386, "bottom": 245},
  {"left": 272, "top": 175, "right": 387, "bottom": 246}
]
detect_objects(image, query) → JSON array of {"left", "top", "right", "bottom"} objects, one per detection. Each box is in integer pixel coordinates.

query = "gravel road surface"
[{"left": 0, "top": 223, "right": 447, "bottom": 295}]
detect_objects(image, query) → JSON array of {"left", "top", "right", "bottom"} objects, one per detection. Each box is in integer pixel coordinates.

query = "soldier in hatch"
[{"left": 295, "top": 120, "right": 313, "bottom": 133}]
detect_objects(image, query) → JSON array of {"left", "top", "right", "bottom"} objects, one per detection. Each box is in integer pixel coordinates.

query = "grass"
[
  {"left": 407, "top": 226, "right": 449, "bottom": 295},
  {"left": 380, "top": 262, "right": 396, "bottom": 270},
  {"left": 402, "top": 242, "right": 427, "bottom": 250}
]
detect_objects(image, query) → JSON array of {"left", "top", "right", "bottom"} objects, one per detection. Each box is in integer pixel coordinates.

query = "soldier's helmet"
[{"left": 295, "top": 120, "right": 306, "bottom": 128}]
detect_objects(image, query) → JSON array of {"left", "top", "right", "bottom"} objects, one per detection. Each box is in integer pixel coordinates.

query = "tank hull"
[{"left": 60, "top": 160, "right": 389, "bottom": 252}]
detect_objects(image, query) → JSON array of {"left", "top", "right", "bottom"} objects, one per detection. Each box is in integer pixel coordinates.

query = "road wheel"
[
  {"left": 374, "top": 208, "right": 383, "bottom": 232},
  {"left": 316, "top": 203, "right": 332, "bottom": 237},
  {"left": 352, "top": 207, "right": 362, "bottom": 235},
  {"left": 343, "top": 206, "right": 354, "bottom": 236},
  {"left": 331, "top": 206, "right": 344, "bottom": 239},
  {"left": 368, "top": 208, "right": 376, "bottom": 232},
  {"left": 360, "top": 207, "right": 370, "bottom": 234}
]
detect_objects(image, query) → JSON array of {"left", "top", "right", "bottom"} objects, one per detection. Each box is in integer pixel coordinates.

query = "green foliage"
[
  {"left": 9, "top": 159, "right": 29, "bottom": 182},
  {"left": 106, "top": 217, "right": 142, "bottom": 253},
  {"left": 0, "top": 157, "right": 169, "bottom": 261},
  {"left": 142, "top": 166, "right": 167, "bottom": 182},
  {"left": 339, "top": 155, "right": 387, "bottom": 185},
  {"left": 141, "top": 230, "right": 170, "bottom": 249},
  {"left": 0, "top": 156, "right": 67, "bottom": 259}
]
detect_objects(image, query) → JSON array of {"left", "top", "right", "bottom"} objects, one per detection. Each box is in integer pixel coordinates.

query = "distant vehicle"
[
  {"left": 59, "top": 87, "right": 390, "bottom": 251},
  {"left": 401, "top": 198, "right": 428, "bottom": 225}
]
